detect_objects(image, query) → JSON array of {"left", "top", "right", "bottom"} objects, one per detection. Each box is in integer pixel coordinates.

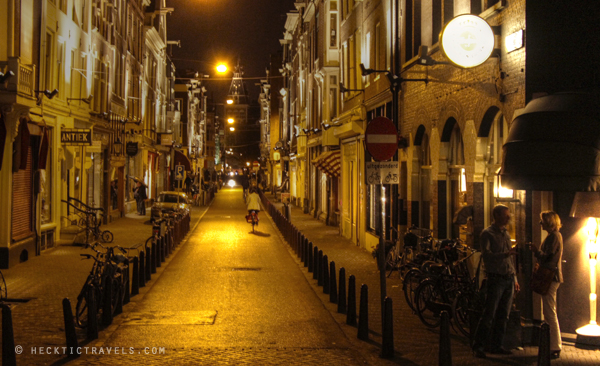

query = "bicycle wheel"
[
  {"left": 101, "top": 230, "right": 114, "bottom": 243},
  {"left": 403, "top": 268, "right": 422, "bottom": 312},
  {"left": 75, "top": 279, "right": 96, "bottom": 328},
  {"left": 451, "top": 291, "right": 473, "bottom": 338},
  {"left": 0, "top": 270, "right": 7, "bottom": 300},
  {"left": 415, "top": 279, "right": 444, "bottom": 328},
  {"left": 110, "top": 272, "right": 123, "bottom": 315},
  {"left": 386, "top": 251, "right": 400, "bottom": 277}
]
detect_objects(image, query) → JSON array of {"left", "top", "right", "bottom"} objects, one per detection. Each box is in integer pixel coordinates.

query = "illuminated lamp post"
[{"left": 570, "top": 192, "right": 600, "bottom": 344}]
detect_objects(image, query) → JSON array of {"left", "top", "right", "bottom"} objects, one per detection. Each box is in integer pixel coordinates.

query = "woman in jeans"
[{"left": 531, "top": 211, "right": 563, "bottom": 359}]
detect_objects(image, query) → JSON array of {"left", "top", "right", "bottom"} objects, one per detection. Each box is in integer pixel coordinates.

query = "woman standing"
[{"left": 531, "top": 211, "right": 563, "bottom": 359}]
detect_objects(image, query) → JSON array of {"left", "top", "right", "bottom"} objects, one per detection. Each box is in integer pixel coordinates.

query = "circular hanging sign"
[
  {"left": 440, "top": 14, "right": 495, "bottom": 68},
  {"left": 365, "top": 117, "right": 397, "bottom": 161}
]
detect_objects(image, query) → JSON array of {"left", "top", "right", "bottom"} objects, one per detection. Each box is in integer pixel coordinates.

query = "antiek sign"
[
  {"left": 61, "top": 129, "right": 92, "bottom": 145},
  {"left": 126, "top": 142, "right": 139, "bottom": 157}
]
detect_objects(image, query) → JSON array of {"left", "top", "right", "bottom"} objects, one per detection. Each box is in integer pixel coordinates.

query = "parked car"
[{"left": 151, "top": 191, "right": 191, "bottom": 222}]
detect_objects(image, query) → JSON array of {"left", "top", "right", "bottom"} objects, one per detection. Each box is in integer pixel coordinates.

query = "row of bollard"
[
  {"left": 264, "top": 199, "right": 394, "bottom": 358},
  {"left": 55, "top": 212, "right": 191, "bottom": 362}
]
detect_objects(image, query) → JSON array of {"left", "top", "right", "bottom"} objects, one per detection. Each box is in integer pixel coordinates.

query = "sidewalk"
[
  {"left": 264, "top": 193, "right": 600, "bottom": 365},
  {"left": 0, "top": 204, "right": 208, "bottom": 365}
]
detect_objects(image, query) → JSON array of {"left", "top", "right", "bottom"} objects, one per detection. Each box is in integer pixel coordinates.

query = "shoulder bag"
[{"left": 530, "top": 263, "right": 556, "bottom": 296}]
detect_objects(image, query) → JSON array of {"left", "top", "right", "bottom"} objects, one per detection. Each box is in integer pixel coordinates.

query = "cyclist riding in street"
[{"left": 246, "top": 187, "right": 261, "bottom": 224}]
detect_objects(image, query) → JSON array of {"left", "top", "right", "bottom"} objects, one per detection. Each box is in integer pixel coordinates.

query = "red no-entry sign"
[{"left": 365, "top": 117, "right": 397, "bottom": 161}]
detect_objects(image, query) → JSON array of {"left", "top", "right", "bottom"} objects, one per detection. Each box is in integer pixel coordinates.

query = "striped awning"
[{"left": 312, "top": 150, "right": 341, "bottom": 177}]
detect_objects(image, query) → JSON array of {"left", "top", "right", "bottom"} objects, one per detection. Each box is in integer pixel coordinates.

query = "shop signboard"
[
  {"left": 61, "top": 129, "right": 92, "bottom": 146},
  {"left": 126, "top": 142, "right": 139, "bottom": 157}
]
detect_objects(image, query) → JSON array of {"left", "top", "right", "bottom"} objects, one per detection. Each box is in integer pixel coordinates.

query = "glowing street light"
[
  {"left": 226, "top": 99, "right": 234, "bottom": 105},
  {"left": 216, "top": 63, "right": 228, "bottom": 73},
  {"left": 228, "top": 118, "right": 234, "bottom": 124},
  {"left": 229, "top": 127, "right": 235, "bottom": 132}
]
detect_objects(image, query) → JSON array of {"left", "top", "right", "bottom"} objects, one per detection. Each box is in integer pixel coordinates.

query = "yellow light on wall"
[
  {"left": 226, "top": 99, "right": 234, "bottom": 105},
  {"left": 440, "top": 14, "right": 495, "bottom": 68},
  {"left": 459, "top": 168, "right": 467, "bottom": 192}
]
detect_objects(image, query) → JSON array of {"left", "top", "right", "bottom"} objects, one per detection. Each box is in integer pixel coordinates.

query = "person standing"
[
  {"left": 133, "top": 181, "right": 147, "bottom": 215},
  {"left": 473, "top": 204, "right": 519, "bottom": 358},
  {"left": 531, "top": 211, "right": 563, "bottom": 359}
]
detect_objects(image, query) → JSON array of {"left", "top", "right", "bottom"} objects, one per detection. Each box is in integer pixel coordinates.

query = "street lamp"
[
  {"left": 571, "top": 192, "right": 600, "bottom": 344},
  {"left": 228, "top": 118, "right": 234, "bottom": 124}
]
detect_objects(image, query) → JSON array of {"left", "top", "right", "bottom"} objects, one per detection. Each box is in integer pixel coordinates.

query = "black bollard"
[
  {"left": 298, "top": 232, "right": 303, "bottom": 260},
  {"left": 131, "top": 256, "right": 140, "bottom": 296},
  {"left": 537, "top": 322, "right": 551, "bottom": 366},
  {"left": 86, "top": 288, "right": 99, "bottom": 340},
  {"left": 303, "top": 237, "right": 308, "bottom": 267},
  {"left": 439, "top": 311, "right": 452, "bottom": 366},
  {"left": 308, "top": 242, "right": 314, "bottom": 272},
  {"left": 139, "top": 251, "right": 146, "bottom": 287},
  {"left": 123, "top": 259, "right": 130, "bottom": 305},
  {"left": 329, "top": 261, "right": 337, "bottom": 303},
  {"left": 156, "top": 238, "right": 162, "bottom": 267},
  {"left": 151, "top": 241, "right": 157, "bottom": 274},
  {"left": 357, "top": 284, "right": 369, "bottom": 340},
  {"left": 2, "top": 303, "right": 17, "bottom": 366},
  {"left": 347, "top": 274, "right": 357, "bottom": 325},
  {"left": 322, "top": 255, "right": 330, "bottom": 294},
  {"left": 313, "top": 246, "right": 319, "bottom": 279},
  {"left": 62, "top": 298, "right": 79, "bottom": 357},
  {"left": 316, "top": 250, "right": 323, "bottom": 284},
  {"left": 102, "top": 277, "right": 113, "bottom": 325},
  {"left": 114, "top": 282, "right": 123, "bottom": 316},
  {"left": 146, "top": 245, "right": 152, "bottom": 281},
  {"left": 381, "top": 296, "right": 394, "bottom": 359},
  {"left": 338, "top": 268, "right": 347, "bottom": 313}
]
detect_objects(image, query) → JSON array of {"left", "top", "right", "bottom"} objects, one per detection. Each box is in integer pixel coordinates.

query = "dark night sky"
[{"left": 167, "top": 0, "right": 296, "bottom": 103}]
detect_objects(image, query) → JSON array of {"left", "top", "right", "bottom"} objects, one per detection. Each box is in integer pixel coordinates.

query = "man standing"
[{"left": 473, "top": 204, "right": 519, "bottom": 358}]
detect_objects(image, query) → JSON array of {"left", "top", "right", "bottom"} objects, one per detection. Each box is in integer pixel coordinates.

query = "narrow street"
[{"left": 72, "top": 187, "right": 366, "bottom": 365}]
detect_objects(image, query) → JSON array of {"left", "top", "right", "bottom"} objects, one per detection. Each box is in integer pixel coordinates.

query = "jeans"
[
  {"left": 542, "top": 281, "right": 562, "bottom": 351},
  {"left": 473, "top": 276, "right": 515, "bottom": 351}
]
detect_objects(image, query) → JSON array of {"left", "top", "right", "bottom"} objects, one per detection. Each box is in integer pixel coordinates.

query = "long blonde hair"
[{"left": 540, "top": 211, "right": 562, "bottom": 231}]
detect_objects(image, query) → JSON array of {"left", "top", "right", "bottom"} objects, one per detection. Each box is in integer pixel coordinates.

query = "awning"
[
  {"left": 501, "top": 91, "right": 600, "bottom": 191},
  {"left": 173, "top": 150, "right": 192, "bottom": 171},
  {"left": 312, "top": 150, "right": 341, "bottom": 177}
]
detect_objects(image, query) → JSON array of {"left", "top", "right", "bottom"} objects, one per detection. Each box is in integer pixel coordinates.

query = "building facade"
[{"left": 270, "top": 0, "right": 600, "bottom": 336}]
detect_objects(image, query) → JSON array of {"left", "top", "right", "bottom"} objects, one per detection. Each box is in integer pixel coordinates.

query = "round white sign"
[{"left": 441, "top": 14, "right": 495, "bottom": 68}]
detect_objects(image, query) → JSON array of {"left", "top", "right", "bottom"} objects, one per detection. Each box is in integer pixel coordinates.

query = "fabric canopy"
[
  {"left": 501, "top": 91, "right": 600, "bottom": 191},
  {"left": 173, "top": 149, "right": 192, "bottom": 171},
  {"left": 312, "top": 150, "right": 341, "bottom": 177}
]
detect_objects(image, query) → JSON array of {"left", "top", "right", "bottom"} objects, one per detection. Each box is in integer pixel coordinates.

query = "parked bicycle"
[
  {"left": 75, "top": 242, "right": 129, "bottom": 328},
  {"left": 413, "top": 244, "right": 478, "bottom": 329}
]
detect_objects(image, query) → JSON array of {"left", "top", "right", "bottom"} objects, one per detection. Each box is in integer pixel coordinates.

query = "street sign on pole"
[
  {"left": 365, "top": 117, "right": 398, "bottom": 161},
  {"left": 366, "top": 162, "right": 399, "bottom": 185},
  {"left": 175, "top": 165, "right": 185, "bottom": 181}
]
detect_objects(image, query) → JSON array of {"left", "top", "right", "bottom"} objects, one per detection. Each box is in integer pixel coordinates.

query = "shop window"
[
  {"left": 40, "top": 129, "right": 53, "bottom": 225},
  {"left": 415, "top": 128, "right": 432, "bottom": 230},
  {"left": 330, "top": 12, "right": 338, "bottom": 48}
]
